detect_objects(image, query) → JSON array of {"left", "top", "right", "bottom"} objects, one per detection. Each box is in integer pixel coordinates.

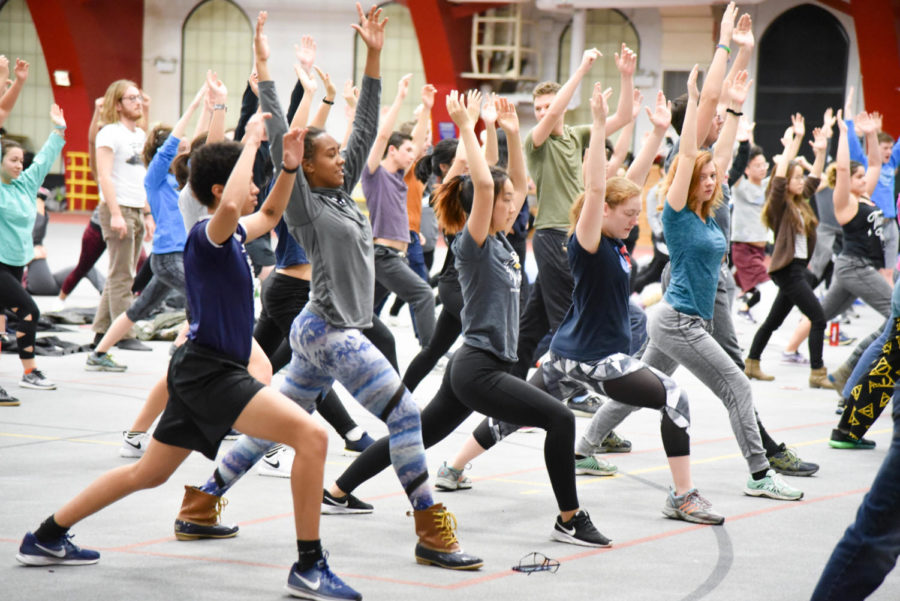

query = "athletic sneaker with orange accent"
[{"left": 662, "top": 488, "right": 725, "bottom": 525}]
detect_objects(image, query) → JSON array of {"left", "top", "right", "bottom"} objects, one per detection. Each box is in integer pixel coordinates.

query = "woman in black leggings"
[{"left": 324, "top": 91, "right": 610, "bottom": 548}]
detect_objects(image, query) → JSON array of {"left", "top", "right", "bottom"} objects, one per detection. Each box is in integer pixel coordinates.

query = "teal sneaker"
[
  {"left": 574, "top": 455, "right": 617, "bottom": 476},
  {"left": 744, "top": 469, "right": 804, "bottom": 501},
  {"left": 435, "top": 462, "right": 472, "bottom": 491}
]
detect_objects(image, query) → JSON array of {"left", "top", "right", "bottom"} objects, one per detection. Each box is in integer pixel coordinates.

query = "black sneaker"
[
  {"left": 829, "top": 428, "right": 876, "bottom": 450},
  {"left": 0, "top": 385, "right": 20, "bottom": 407},
  {"left": 115, "top": 338, "right": 152, "bottom": 351},
  {"left": 322, "top": 489, "right": 374, "bottom": 515},
  {"left": 551, "top": 509, "right": 611, "bottom": 548}
]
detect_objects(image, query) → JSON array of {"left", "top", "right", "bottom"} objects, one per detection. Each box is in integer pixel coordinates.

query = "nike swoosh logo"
[
  {"left": 266, "top": 459, "right": 280, "bottom": 469},
  {"left": 35, "top": 542, "right": 66, "bottom": 558},
  {"left": 329, "top": 497, "right": 349, "bottom": 507},
  {"left": 294, "top": 573, "right": 321, "bottom": 591},
  {"left": 558, "top": 524, "right": 576, "bottom": 536},
  {"left": 125, "top": 439, "right": 142, "bottom": 450}
]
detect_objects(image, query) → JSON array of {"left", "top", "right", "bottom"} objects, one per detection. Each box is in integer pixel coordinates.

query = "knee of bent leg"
[{"left": 295, "top": 422, "right": 328, "bottom": 460}]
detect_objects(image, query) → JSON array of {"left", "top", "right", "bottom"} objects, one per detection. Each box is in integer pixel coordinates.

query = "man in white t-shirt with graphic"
[{"left": 91, "top": 79, "right": 154, "bottom": 350}]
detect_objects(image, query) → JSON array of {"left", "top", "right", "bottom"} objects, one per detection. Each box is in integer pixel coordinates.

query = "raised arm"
[
  {"left": 173, "top": 83, "right": 206, "bottom": 141},
  {"left": 626, "top": 90, "right": 671, "bottom": 188},
  {"left": 446, "top": 91, "right": 493, "bottom": 246},
  {"left": 0, "top": 58, "right": 27, "bottom": 129},
  {"left": 290, "top": 64, "right": 318, "bottom": 130},
  {"left": 496, "top": 96, "right": 526, "bottom": 210},
  {"left": 18, "top": 104, "right": 66, "bottom": 194},
  {"left": 365, "top": 73, "right": 410, "bottom": 173},
  {"left": 856, "top": 111, "right": 882, "bottom": 197},
  {"left": 667, "top": 65, "right": 700, "bottom": 212},
  {"left": 481, "top": 92, "right": 499, "bottom": 166},
  {"left": 310, "top": 65, "right": 337, "bottom": 129},
  {"left": 207, "top": 113, "right": 269, "bottom": 245},
  {"left": 205, "top": 71, "right": 227, "bottom": 144},
  {"left": 774, "top": 113, "right": 804, "bottom": 178},
  {"left": 531, "top": 48, "right": 601, "bottom": 148},
  {"left": 833, "top": 112, "right": 850, "bottom": 216},
  {"left": 605, "top": 44, "right": 637, "bottom": 135},
  {"left": 576, "top": 82, "right": 610, "bottom": 253},
  {"left": 243, "top": 125, "right": 304, "bottom": 242},
  {"left": 808, "top": 126, "right": 828, "bottom": 180},
  {"left": 719, "top": 14, "right": 754, "bottom": 106},
  {"left": 353, "top": 2, "right": 386, "bottom": 79},
  {"left": 696, "top": 1, "right": 737, "bottom": 146},
  {"left": 607, "top": 89, "right": 641, "bottom": 178},
  {"left": 713, "top": 70, "right": 751, "bottom": 176},
  {"left": 411, "top": 84, "right": 436, "bottom": 162},
  {"left": 234, "top": 77, "right": 259, "bottom": 143}
]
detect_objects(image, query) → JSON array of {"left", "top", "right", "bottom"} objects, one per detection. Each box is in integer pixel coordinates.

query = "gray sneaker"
[
  {"left": 744, "top": 469, "right": 804, "bottom": 501},
  {"left": 598, "top": 430, "right": 632, "bottom": 453},
  {"left": 574, "top": 455, "right": 618, "bottom": 476},
  {"left": 86, "top": 352, "right": 127, "bottom": 372},
  {"left": 662, "top": 488, "right": 725, "bottom": 525},
  {"left": 434, "top": 461, "right": 472, "bottom": 491},
  {"left": 20, "top": 369, "right": 56, "bottom": 390}
]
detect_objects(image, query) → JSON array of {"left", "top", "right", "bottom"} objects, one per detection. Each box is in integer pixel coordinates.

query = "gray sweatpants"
[
  {"left": 373, "top": 245, "right": 435, "bottom": 347},
  {"left": 821, "top": 255, "right": 892, "bottom": 321}
]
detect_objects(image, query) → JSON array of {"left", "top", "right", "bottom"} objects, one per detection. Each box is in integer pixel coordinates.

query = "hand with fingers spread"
[
  {"left": 255, "top": 12, "right": 270, "bottom": 63},
  {"left": 810, "top": 127, "right": 828, "bottom": 154},
  {"left": 49, "top": 103, "right": 66, "bottom": 131},
  {"left": 282, "top": 127, "right": 306, "bottom": 172},
  {"left": 630, "top": 89, "right": 644, "bottom": 121},
  {"left": 732, "top": 14, "right": 754, "bottom": 49},
  {"left": 822, "top": 107, "right": 836, "bottom": 137},
  {"left": 615, "top": 44, "right": 638, "bottom": 77},
  {"left": 421, "top": 84, "right": 437, "bottom": 111},
  {"left": 342, "top": 80, "right": 359, "bottom": 109},
  {"left": 295, "top": 36, "right": 316, "bottom": 73},
  {"left": 466, "top": 89, "right": 483, "bottom": 122},
  {"left": 791, "top": 112, "right": 805, "bottom": 138},
  {"left": 352, "top": 3, "right": 387, "bottom": 52},
  {"left": 206, "top": 70, "right": 227, "bottom": 108},
  {"left": 445, "top": 90, "right": 472, "bottom": 130},
  {"left": 856, "top": 111, "right": 877, "bottom": 136},
  {"left": 871, "top": 111, "right": 884, "bottom": 133},
  {"left": 590, "top": 82, "right": 610, "bottom": 124},
  {"left": 481, "top": 92, "right": 498, "bottom": 127},
  {"left": 395, "top": 73, "right": 412, "bottom": 101},
  {"left": 312, "top": 66, "right": 336, "bottom": 100},
  {"left": 726, "top": 70, "right": 753, "bottom": 107},
  {"left": 495, "top": 96, "right": 519, "bottom": 135},
  {"left": 647, "top": 90, "right": 672, "bottom": 131}
]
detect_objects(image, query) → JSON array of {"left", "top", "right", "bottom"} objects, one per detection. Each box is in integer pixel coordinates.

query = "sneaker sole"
[
  {"left": 321, "top": 504, "right": 373, "bottom": 515},
  {"left": 85, "top": 365, "right": 127, "bottom": 372},
  {"left": 15, "top": 552, "right": 99, "bottom": 566},
  {"left": 550, "top": 528, "right": 612, "bottom": 548},
  {"left": 828, "top": 440, "right": 875, "bottom": 450},
  {"left": 662, "top": 506, "right": 725, "bottom": 525},
  {"left": 434, "top": 480, "right": 461, "bottom": 491},
  {"left": 575, "top": 467, "right": 617, "bottom": 476},
  {"left": 414, "top": 556, "right": 484, "bottom": 570},
  {"left": 19, "top": 382, "right": 57, "bottom": 390},
  {"left": 0, "top": 400, "right": 21, "bottom": 407},
  {"left": 285, "top": 583, "right": 360, "bottom": 601},
  {"left": 118, "top": 446, "right": 144, "bottom": 458},
  {"left": 258, "top": 466, "right": 291, "bottom": 478},
  {"left": 174, "top": 531, "right": 238, "bottom": 541},
  {"left": 743, "top": 487, "right": 803, "bottom": 501},
  {"left": 771, "top": 466, "right": 820, "bottom": 477}
]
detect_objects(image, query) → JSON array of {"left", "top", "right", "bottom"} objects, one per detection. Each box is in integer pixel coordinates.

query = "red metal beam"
[{"left": 849, "top": 0, "right": 900, "bottom": 135}]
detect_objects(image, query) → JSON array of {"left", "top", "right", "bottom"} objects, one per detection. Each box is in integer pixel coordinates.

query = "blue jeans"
[{"left": 811, "top": 394, "right": 900, "bottom": 600}]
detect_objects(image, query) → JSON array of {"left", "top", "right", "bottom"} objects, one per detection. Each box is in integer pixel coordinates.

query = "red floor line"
[{"left": 2, "top": 486, "right": 871, "bottom": 592}]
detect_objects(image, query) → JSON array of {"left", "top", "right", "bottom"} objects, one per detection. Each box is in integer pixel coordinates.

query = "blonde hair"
[
  {"left": 660, "top": 152, "right": 722, "bottom": 220},
  {"left": 100, "top": 79, "right": 139, "bottom": 126},
  {"left": 532, "top": 81, "right": 561, "bottom": 99},
  {"left": 568, "top": 177, "right": 642, "bottom": 235}
]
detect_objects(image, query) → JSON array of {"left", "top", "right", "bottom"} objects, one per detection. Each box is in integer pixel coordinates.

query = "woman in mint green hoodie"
[{"left": 0, "top": 104, "right": 66, "bottom": 398}]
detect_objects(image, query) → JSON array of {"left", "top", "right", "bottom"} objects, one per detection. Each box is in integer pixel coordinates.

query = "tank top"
[{"left": 841, "top": 201, "right": 884, "bottom": 267}]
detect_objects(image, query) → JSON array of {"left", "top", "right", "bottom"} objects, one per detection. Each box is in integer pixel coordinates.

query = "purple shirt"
[{"left": 362, "top": 164, "right": 409, "bottom": 243}]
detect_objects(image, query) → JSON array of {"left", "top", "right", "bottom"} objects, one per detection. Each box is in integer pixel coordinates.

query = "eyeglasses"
[
  {"left": 121, "top": 95, "right": 143, "bottom": 103},
  {"left": 511, "top": 552, "right": 560, "bottom": 575}
]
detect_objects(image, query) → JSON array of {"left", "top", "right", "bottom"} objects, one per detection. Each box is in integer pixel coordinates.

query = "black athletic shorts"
[{"left": 154, "top": 341, "right": 265, "bottom": 460}]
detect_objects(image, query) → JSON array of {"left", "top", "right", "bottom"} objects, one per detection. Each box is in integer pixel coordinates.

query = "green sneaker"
[
  {"left": 85, "top": 352, "right": 127, "bottom": 372},
  {"left": 828, "top": 428, "right": 876, "bottom": 450},
  {"left": 574, "top": 455, "right": 617, "bottom": 476},
  {"left": 744, "top": 469, "right": 803, "bottom": 501},
  {"left": 597, "top": 430, "right": 632, "bottom": 454}
]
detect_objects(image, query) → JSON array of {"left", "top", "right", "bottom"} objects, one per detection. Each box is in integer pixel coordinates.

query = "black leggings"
[
  {"left": 0, "top": 262, "right": 38, "bottom": 360},
  {"left": 472, "top": 365, "right": 690, "bottom": 458},
  {"left": 748, "top": 260, "right": 825, "bottom": 369},
  {"left": 336, "top": 345, "right": 578, "bottom": 511},
  {"left": 402, "top": 279, "right": 463, "bottom": 392}
]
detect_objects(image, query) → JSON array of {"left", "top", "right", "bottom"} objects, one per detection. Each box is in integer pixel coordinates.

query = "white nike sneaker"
[
  {"left": 119, "top": 431, "right": 150, "bottom": 458},
  {"left": 258, "top": 444, "right": 293, "bottom": 478}
]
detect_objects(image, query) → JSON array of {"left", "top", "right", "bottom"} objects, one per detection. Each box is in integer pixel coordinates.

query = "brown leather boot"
[
  {"left": 173, "top": 485, "right": 238, "bottom": 540},
  {"left": 413, "top": 503, "right": 483, "bottom": 570},
  {"left": 809, "top": 367, "right": 835, "bottom": 389},
  {"left": 744, "top": 358, "right": 774, "bottom": 381}
]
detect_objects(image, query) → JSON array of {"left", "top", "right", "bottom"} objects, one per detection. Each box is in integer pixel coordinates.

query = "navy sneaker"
[
  {"left": 343, "top": 432, "right": 375, "bottom": 455},
  {"left": 16, "top": 532, "right": 100, "bottom": 566},
  {"left": 286, "top": 556, "right": 361, "bottom": 601}
]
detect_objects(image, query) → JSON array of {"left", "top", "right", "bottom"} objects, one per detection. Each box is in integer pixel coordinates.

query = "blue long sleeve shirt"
[
  {"left": 144, "top": 134, "right": 186, "bottom": 254},
  {"left": 0, "top": 131, "right": 65, "bottom": 266},
  {"left": 846, "top": 119, "right": 900, "bottom": 218}
]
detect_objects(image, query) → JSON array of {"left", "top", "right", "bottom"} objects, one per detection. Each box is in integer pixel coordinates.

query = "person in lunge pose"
[
  {"left": 169, "top": 8, "right": 482, "bottom": 572},
  {"left": 323, "top": 90, "right": 613, "bottom": 548},
  {"left": 16, "top": 112, "right": 364, "bottom": 601}
]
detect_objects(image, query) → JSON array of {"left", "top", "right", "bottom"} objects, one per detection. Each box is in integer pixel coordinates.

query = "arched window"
[
  {"left": 756, "top": 4, "right": 848, "bottom": 159},
  {"left": 558, "top": 10, "right": 640, "bottom": 129},
  {"left": 354, "top": 2, "right": 426, "bottom": 123},
  {"left": 182, "top": 0, "right": 252, "bottom": 128},
  {"left": 0, "top": 0, "right": 57, "bottom": 170}
]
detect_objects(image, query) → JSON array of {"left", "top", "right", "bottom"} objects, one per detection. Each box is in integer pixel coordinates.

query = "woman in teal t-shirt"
[{"left": 0, "top": 104, "right": 66, "bottom": 398}]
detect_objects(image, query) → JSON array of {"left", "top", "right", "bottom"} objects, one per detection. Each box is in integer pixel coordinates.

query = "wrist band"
[
  {"left": 322, "top": 99, "right": 335, "bottom": 105},
  {"left": 726, "top": 108, "right": 743, "bottom": 117},
  {"left": 213, "top": 103, "right": 227, "bottom": 111},
  {"left": 282, "top": 163, "right": 299, "bottom": 174},
  {"left": 717, "top": 43, "right": 731, "bottom": 54}
]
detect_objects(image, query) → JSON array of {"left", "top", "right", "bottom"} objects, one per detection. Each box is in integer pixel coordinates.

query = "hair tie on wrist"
[
  {"left": 716, "top": 43, "right": 731, "bottom": 54},
  {"left": 726, "top": 108, "right": 743, "bottom": 117},
  {"left": 282, "top": 163, "right": 299, "bottom": 174},
  {"left": 322, "top": 99, "right": 334, "bottom": 105}
]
